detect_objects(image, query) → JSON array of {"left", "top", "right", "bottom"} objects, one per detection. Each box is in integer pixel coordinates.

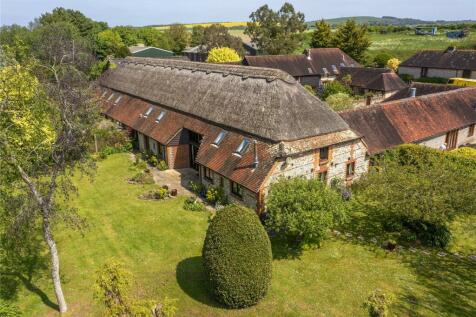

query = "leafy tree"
[
  {"left": 0, "top": 25, "right": 31, "bottom": 64},
  {"left": 266, "top": 178, "right": 348, "bottom": 247},
  {"left": 354, "top": 145, "right": 476, "bottom": 247},
  {"left": 111, "top": 26, "right": 140, "bottom": 46},
  {"left": 386, "top": 58, "right": 401, "bottom": 71},
  {"left": 321, "top": 80, "right": 352, "bottom": 100},
  {"left": 332, "top": 19, "right": 371, "bottom": 62},
  {"left": 37, "top": 7, "right": 107, "bottom": 39},
  {"left": 310, "top": 19, "right": 332, "bottom": 48},
  {"left": 137, "top": 27, "right": 172, "bottom": 49},
  {"left": 95, "top": 29, "right": 129, "bottom": 59},
  {"left": 202, "top": 205, "right": 272, "bottom": 308},
  {"left": 190, "top": 25, "right": 206, "bottom": 46},
  {"left": 326, "top": 92, "right": 356, "bottom": 111},
  {"left": 373, "top": 52, "right": 392, "bottom": 68},
  {"left": 0, "top": 25, "right": 99, "bottom": 313},
  {"left": 206, "top": 47, "right": 241, "bottom": 63},
  {"left": 201, "top": 24, "right": 244, "bottom": 56},
  {"left": 245, "top": 2, "right": 307, "bottom": 55},
  {"left": 165, "top": 24, "right": 190, "bottom": 54}
]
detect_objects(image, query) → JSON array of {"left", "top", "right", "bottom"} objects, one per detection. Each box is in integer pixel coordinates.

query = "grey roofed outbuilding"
[
  {"left": 128, "top": 45, "right": 175, "bottom": 58},
  {"left": 99, "top": 57, "right": 350, "bottom": 142}
]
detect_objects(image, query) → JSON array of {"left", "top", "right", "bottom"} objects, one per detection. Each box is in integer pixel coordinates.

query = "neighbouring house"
[
  {"left": 243, "top": 48, "right": 360, "bottom": 89},
  {"left": 99, "top": 57, "right": 369, "bottom": 211},
  {"left": 339, "top": 88, "right": 476, "bottom": 156},
  {"left": 383, "top": 82, "right": 462, "bottom": 102},
  {"left": 183, "top": 42, "right": 259, "bottom": 62},
  {"left": 129, "top": 44, "right": 175, "bottom": 58},
  {"left": 398, "top": 47, "right": 476, "bottom": 79},
  {"left": 338, "top": 67, "right": 408, "bottom": 104}
]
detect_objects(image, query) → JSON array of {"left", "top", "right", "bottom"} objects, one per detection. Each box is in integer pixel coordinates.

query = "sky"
[{"left": 1, "top": 0, "right": 475, "bottom": 27}]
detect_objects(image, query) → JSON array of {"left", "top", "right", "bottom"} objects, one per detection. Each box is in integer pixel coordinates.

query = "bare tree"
[{"left": 0, "top": 22, "right": 99, "bottom": 313}]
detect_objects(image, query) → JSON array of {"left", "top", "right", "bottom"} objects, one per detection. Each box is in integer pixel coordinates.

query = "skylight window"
[
  {"left": 114, "top": 95, "right": 122, "bottom": 105},
  {"left": 143, "top": 106, "right": 153, "bottom": 117},
  {"left": 107, "top": 93, "right": 115, "bottom": 101},
  {"left": 331, "top": 65, "right": 338, "bottom": 74},
  {"left": 322, "top": 67, "right": 329, "bottom": 75},
  {"left": 235, "top": 139, "right": 250, "bottom": 155},
  {"left": 155, "top": 110, "right": 166, "bottom": 123},
  {"left": 212, "top": 130, "right": 227, "bottom": 146},
  {"left": 340, "top": 62, "right": 346, "bottom": 67},
  {"left": 101, "top": 90, "right": 108, "bottom": 98}
]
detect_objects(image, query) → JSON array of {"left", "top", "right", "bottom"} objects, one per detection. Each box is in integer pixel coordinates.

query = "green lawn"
[{"left": 3, "top": 154, "right": 475, "bottom": 316}]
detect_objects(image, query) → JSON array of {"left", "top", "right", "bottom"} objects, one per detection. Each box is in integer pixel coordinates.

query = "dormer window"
[
  {"left": 114, "top": 95, "right": 122, "bottom": 105},
  {"left": 340, "top": 62, "right": 345, "bottom": 67},
  {"left": 143, "top": 106, "right": 153, "bottom": 118},
  {"left": 212, "top": 130, "right": 227, "bottom": 146},
  {"left": 235, "top": 139, "right": 250, "bottom": 156},
  {"left": 322, "top": 67, "right": 329, "bottom": 76},
  {"left": 155, "top": 111, "right": 166, "bottom": 123},
  {"left": 107, "top": 93, "right": 115, "bottom": 101}
]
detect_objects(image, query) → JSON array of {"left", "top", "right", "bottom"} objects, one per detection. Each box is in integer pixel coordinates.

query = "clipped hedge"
[{"left": 202, "top": 205, "right": 272, "bottom": 308}]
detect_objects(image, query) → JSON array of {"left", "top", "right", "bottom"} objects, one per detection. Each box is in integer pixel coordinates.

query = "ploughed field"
[{"left": 6, "top": 154, "right": 475, "bottom": 316}]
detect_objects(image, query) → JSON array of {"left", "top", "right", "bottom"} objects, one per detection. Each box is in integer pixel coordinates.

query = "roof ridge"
[
  {"left": 380, "top": 86, "right": 476, "bottom": 104},
  {"left": 122, "top": 57, "right": 297, "bottom": 84}
]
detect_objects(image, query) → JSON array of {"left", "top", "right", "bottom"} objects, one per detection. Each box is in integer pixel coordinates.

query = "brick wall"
[{"left": 167, "top": 145, "right": 190, "bottom": 169}]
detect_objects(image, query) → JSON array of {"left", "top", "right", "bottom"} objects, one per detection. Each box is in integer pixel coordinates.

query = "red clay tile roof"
[
  {"left": 400, "top": 49, "right": 476, "bottom": 70},
  {"left": 339, "top": 67, "right": 408, "bottom": 92},
  {"left": 340, "top": 88, "right": 476, "bottom": 154},
  {"left": 383, "top": 82, "right": 462, "bottom": 102},
  {"left": 100, "top": 89, "right": 277, "bottom": 193},
  {"left": 244, "top": 48, "right": 360, "bottom": 77}
]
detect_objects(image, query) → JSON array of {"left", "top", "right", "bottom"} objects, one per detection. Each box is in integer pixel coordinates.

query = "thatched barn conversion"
[
  {"left": 338, "top": 67, "right": 408, "bottom": 104},
  {"left": 243, "top": 48, "right": 360, "bottom": 89},
  {"left": 399, "top": 47, "right": 476, "bottom": 79},
  {"left": 340, "top": 88, "right": 476, "bottom": 154},
  {"left": 99, "top": 57, "right": 369, "bottom": 210}
]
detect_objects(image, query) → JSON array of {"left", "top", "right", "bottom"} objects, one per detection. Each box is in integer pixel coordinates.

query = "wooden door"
[{"left": 445, "top": 130, "right": 458, "bottom": 150}]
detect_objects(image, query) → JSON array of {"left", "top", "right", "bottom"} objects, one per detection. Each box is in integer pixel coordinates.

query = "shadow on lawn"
[
  {"left": 396, "top": 253, "right": 476, "bottom": 317},
  {"left": 175, "top": 256, "right": 223, "bottom": 308},
  {"left": 0, "top": 235, "right": 59, "bottom": 311}
]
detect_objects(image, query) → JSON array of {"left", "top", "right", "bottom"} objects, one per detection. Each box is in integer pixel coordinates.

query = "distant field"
[
  {"left": 366, "top": 31, "right": 476, "bottom": 60},
  {"left": 154, "top": 22, "right": 247, "bottom": 30}
]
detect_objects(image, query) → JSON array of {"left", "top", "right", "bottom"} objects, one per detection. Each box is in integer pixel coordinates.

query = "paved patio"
[{"left": 151, "top": 168, "right": 199, "bottom": 196}]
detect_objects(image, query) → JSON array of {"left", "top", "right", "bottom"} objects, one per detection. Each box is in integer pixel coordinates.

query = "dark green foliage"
[
  {"left": 245, "top": 2, "right": 307, "bottom": 54},
  {"left": 373, "top": 52, "right": 393, "bottom": 68},
  {"left": 190, "top": 181, "right": 206, "bottom": 197},
  {"left": 332, "top": 19, "right": 371, "bottom": 62},
  {"left": 196, "top": 24, "right": 244, "bottom": 56},
  {"left": 310, "top": 20, "right": 332, "bottom": 48},
  {"left": 166, "top": 24, "right": 190, "bottom": 54},
  {"left": 205, "top": 186, "right": 228, "bottom": 206},
  {"left": 183, "top": 197, "right": 206, "bottom": 212},
  {"left": 265, "top": 178, "right": 348, "bottom": 247},
  {"left": 321, "top": 80, "right": 352, "bottom": 100},
  {"left": 202, "top": 205, "right": 272, "bottom": 308},
  {"left": 354, "top": 144, "right": 476, "bottom": 247},
  {"left": 191, "top": 26, "right": 206, "bottom": 46}
]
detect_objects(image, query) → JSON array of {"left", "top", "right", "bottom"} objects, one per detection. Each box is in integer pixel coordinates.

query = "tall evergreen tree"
[
  {"left": 332, "top": 19, "right": 371, "bottom": 62},
  {"left": 310, "top": 19, "right": 332, "bottom": 48}
]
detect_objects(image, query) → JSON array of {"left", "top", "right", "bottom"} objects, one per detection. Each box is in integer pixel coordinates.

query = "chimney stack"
[
  {"left": 410, "top": 87, "right": 417, "bottom": 98},
  {"left": 253, "top": 140, "right": 259, "bottom": 169}
]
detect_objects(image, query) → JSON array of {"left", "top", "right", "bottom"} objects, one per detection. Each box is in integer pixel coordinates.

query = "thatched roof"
[
  {"left": 383, "top": 82, "right": 462, "bottom": 102},
  {"left": 99, "top": 57, "right": 349, "bottom": 142}
]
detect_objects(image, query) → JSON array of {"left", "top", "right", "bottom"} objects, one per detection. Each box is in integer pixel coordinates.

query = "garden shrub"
[
  {"left": 321, "top": 80, "right": 352, "bottom": 100},
  {"left": 205, "top": 186, "right": 228, "bottom": 205},
  {"left": 354, "top": 144, "right": 476, "bottom": 247},
  {"left": 130, "top": 170, "right": 154, "bottom": 185},
  {"left": 365, "top": 289, "right": 394, "bottom": 317},
  {"left": 133, "top": 155, "right": 148, "bottom": 170},
  {"left": 183, "top": 197, "right": 206, "bottom": 211},
  {"left": 141, "top": 188, "right": 169, "bottom": 200},
  {"left": 202, "top": 205, "right": 272, "bottom": 308},
  {"left": 266, "top": 177, "right": 349, "bottom": 247},
  {"left": 93, "top": 120, "right": 132, "bottom": 155},
  {"left": 157, "top": 160, "right": 168, "bottom": 171},
  {"left": 190, "top": 181, "right": 206, "bottom": 197}
]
